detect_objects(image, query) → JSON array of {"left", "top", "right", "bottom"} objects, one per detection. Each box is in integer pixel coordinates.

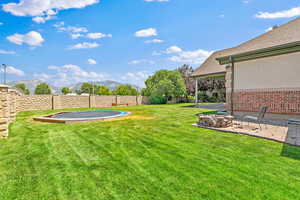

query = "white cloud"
[
  {"left": 0, "top": 49, "right": 16, "bottom": 55},
  {"left": 165, "top": 46, "right": 213, "bottom": 65},
  {"left": 145, "top": 39, "right": 164, "bottom": 44},
  {"left": 3, "top": 0, "right": 99, "bottom": 23},
  {"left": 121, "top": 71, "right": 150, "bottom": 87},
  {"left": 70, "top": 33, "right": 83, "bottom": 39},
  {"left": 54, "top": 22, "right": 88, "bottom": 33},
  {"left": 87, "top": 58, "right": 97, "bottom": 65},
  {"left": 69, "top": 42, "right": 99, "bottom": 49},
  {"left": 128, "top": 59, "right": 154, "bottom": 65},
  {"left": 165, "top": 46, "right": 182, "bottom": 54},
  {"left": 135, "top": 28, "right": 157, "bottom": 37},
  {"left": 86, "top": 32, "right": 112, "bottom": 39},
  {"left": 144, "top": 0, "right": 170, "bottom": 2},
  {"left": 129, "top": 60, "right": 143, "bottom": 65},
  {"left": 255, "top": 7, "right": 300, "bottom": 19},
  {"left": 1, "top": 66, "right": 25, "bottom": 76},
  {"left": 32, "top": 15, "right": 55, "bottom": 24},
  {"left": 6, "top": 31, "right": 44, "bottom": 46},
  {"left": 265, "top": 27, "right": 273, "bottom": 32},
  {"left": 45, "top": 64, "right": 109, "bottom": 85},
  {"left": 54, "top": 22, "right": 112, "bottom": 40},
  {"left": 34, "top": 73, "right": 52, "bottom": 81}
]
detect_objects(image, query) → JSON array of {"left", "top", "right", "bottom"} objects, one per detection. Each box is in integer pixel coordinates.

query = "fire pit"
[{"left": 198, "top": 114, "right": 234, "bottom": 128}]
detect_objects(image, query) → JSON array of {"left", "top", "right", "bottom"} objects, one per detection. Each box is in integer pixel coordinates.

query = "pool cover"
[
  {"left": 52, "top": 110, "right": 126, "bottom": 119},
  {"left": 34, "top": 110, "right": 129, "bottom": 123}
]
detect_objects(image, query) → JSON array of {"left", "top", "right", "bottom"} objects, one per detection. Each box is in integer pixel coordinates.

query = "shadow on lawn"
[
  {"left": 281, "top": 144, "right": 300, "bottom": 161},
  {"left": 281, "top": 124, "right": 300, "bottom": 161},
  {"left": 181, "top": 103, "right": 226, "bottom": 111}
]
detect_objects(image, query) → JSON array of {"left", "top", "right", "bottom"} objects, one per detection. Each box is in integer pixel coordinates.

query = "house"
[{"left": 192, "top": 17, "right": 300, "bottom": 119}]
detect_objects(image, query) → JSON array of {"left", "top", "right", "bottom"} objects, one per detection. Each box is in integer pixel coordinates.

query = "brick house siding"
[{"left": 232, "top": 88, "right": 300, "bottom": 114}]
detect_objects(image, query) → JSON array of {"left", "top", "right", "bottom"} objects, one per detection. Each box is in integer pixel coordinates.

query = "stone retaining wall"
[
  {"left": 53, "top": 95, "right": 90, "bottom": 109},
  {"left": 90, "top": 96, "right": 116, "bottom": 107},
  {"left": 16, "top": 95, "right": 149, "bottom": 112},
  {"left": 0, "top": 86, "right": 21, "bottom": 137},
  {"left": 17, "top": 95, "right": 52, "bottom": 112},
  {"left": 117, "top": 96, "right": 137, "bottom": 106}
]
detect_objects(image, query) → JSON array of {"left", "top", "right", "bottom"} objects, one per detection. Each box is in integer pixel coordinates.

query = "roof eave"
[
  {"left": 191, "top": 72, "right": 226, "bottom": 78},
  {"left": 216, "top": 41, "right": 300, "bottom": 65}
]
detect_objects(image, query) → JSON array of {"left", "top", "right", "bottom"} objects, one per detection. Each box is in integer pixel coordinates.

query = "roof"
[
  {"left": 191, "top": 48, "right": 235, "bottom": 77},
  {"left": 192, "top": 17, "right": 300, "bottom": 77}
]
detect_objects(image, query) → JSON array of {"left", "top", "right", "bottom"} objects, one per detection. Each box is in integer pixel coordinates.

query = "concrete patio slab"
[{"left": 193, "top": 120, "right": 292, "bottom": 145}]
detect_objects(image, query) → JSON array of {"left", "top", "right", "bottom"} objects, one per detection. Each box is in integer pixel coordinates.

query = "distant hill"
[
  {"left": 7, "top": 80, "right": 60, "bottom": 94},
  {"left": 68, "top": 81, "right": 140, "bottom": 92},
  {"left": 8, "top": 80, "right": 140, "bottom": 94}
]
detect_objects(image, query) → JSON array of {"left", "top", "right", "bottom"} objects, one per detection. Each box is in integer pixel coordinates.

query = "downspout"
[{"left": 229, "top": 56, "right": 234, "bottom": 116}]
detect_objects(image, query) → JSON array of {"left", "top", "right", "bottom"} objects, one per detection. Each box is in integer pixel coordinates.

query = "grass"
[{"left": 1, "top": 104, "right": 300, "bottom": 200}]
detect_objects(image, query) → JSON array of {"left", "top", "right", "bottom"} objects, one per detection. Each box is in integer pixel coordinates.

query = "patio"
[{"left": 193, "top": 118, "right": 300, "bottom": 146}]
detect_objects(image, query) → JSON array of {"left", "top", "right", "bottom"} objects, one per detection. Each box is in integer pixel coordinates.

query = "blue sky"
[{"left": 0, "top": 0, "right": 299, "bottom": 87}]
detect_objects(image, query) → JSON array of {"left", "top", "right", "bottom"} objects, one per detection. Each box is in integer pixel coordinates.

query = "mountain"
[
  {"left": 7, "top": 80, "right": 60, "bottom": 94},
  {"left": 68, "top": 81, "right": 140, "bottom": 92},
  {"left": 8, "top": 80, "right": 140, "bottom": 94}
]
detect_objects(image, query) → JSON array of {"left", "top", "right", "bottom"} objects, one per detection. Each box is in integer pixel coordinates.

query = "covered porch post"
[{"left": 195, "top": 77, "right": 198, "bottom": 105}]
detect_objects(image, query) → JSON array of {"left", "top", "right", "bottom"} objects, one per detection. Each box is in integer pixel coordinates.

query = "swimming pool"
[{"left": 34, "top": 110, "right": 130, "bottom": 123}]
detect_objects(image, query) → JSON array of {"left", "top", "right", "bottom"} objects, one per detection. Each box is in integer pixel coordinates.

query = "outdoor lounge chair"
[{"left": 242, "top": 106, "right": 268, "bottom": 130}]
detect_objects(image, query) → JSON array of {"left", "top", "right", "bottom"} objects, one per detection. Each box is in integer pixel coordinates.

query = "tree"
[
  {"left": 80, "top": 82, "right": 99, "bottom": 94},
  {"left": 177, "top": 64, "right": 196, "bottom": 96},
  {"left": 114, "top": 85, "right": 138, "bottom": 96},
  {"left": 141, "top": 88, "right": 150, "bottom": 96},
  {"left": 80, "top": 82, "right": 93, "bottom": 94},
  {"left": 75, "top": 89, "right": 82, "bottom": 95},
  {"left": 144, "top": 70, "right": 186, "bottom": 101},
  {"left": 61, "top": 87, "right": 71, "bottom": 95},
  {"left": 35, "top": 83, "right": 51, "bottom": 94},
  {"left": 15, "top": 83, "right": 30, "bottom": 95},
  {"left": 97, "top": 85, "right": 111, "bottom": 95}
]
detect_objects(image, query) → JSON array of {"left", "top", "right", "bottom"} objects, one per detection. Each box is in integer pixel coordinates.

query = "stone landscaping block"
[{"left": 198, "top": 114, "right": 234, "bottom": 128}]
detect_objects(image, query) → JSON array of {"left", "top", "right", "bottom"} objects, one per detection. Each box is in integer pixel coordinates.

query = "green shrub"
[
  {"left": 187, "top": 95, "right": 195, "bottom": 103},
  {"left": 208, "top": 96, "right": 218, "bottom": 103},
  {"left": 149, "top": 96, "right": 167, "bottom": 104},
  {"left": 197, "top": 91, "right": 209, "bottom": 102}
]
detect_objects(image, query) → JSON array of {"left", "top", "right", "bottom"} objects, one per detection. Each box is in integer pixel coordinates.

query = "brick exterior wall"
[
  {"left": 226, "top": 62, "right": 300, "bottom": 115},
  {"left": 233, "top": 88, "right": 300, "bottom": 114}
]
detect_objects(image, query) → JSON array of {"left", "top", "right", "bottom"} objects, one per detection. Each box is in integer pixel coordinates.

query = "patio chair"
[{"left": 241, "top": 106, "right": 268, "bottom": 130}]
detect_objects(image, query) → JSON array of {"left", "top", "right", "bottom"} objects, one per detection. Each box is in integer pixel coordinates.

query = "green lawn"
[{"left": 1, "top": 104, "right": 300, "bottom": 200}]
